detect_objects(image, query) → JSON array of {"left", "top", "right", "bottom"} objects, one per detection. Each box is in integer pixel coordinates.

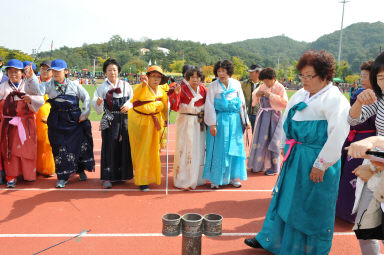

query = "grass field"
[{"left": 82, "top": 84, "right": 349, "bottom": 123}]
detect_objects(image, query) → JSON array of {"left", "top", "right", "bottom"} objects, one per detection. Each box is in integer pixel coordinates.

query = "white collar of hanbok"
[
  {"left": 10, "top": 79, "right": 24, "bottom": 91},
  {"left": 304, "top": 83, "right": 333, "bottom": 105},
  {"left": 185, "top": 80, "right": 200, "bottom": 98},
  {"left": 106, "top": 78, "right": 120, "bottom": 89},
  {"left": 148, "top": 84, "right": 159, "bottom": 97}
]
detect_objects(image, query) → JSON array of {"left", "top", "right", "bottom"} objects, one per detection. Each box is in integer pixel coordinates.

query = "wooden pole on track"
[{"left": 166, "top": 98, "right": 170, "bottom": 196}]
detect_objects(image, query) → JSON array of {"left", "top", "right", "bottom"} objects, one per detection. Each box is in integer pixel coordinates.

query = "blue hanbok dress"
[
  {"left": 254, "top": 85, "right": 350, "bottom": 254},
  {"left": 203, "top": 79, "right": 247, "bottom": 185}
]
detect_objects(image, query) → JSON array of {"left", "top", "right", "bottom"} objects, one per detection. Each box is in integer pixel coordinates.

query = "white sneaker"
[
  {"left": 210, "top": 183, "right": 219, "bottom": 189},
  {"left": 230, "top": 180, "right": 242, "bottom": 188}
]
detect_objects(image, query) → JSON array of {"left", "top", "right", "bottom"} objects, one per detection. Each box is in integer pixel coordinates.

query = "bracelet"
[{"left": 368, "top": 161, "right": 377, "bottom": 172}]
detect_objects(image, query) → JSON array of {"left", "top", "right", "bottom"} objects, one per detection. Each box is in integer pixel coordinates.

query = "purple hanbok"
[
  {"left": 247, "top": 96, "right": 284, "bottom": 172},
  {"left": 336, "top": 89, "right": 376, "bottom": 223}
]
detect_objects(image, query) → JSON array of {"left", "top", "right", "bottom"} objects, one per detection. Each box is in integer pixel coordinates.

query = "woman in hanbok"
[
  {"left": 128, "top": 65, "right": 168, "bottom": 191},
  {"left": 32, "top": 59, "right": 95, "bottom": 188},
  {"left": 93, "top": 59, "right": 133, "bottom": 189},
  {"left": 348, "top": 52, "right": 384, "bottom": 255},
  {"left": 247, "top": 67, "right": 288, "bottom": 176},
  {"left": 168, "top": 66, "right": 206, "bottom": 190},
  {"left": 35, "top": 60, "right": 55, "bottom": 176},
  {"left": 0, "top": 59, "right": 44, "bottom": 188},
  {"left": 244, "top": 50, "right": 350, "bottom": 254},
  {"left": 203, "top": 60, "right": 250, "bottom": 189},
  {"left": 336, "top": 60, "right": 376, "bottom": 223}
]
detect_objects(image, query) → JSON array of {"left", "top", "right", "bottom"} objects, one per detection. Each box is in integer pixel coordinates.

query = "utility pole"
[
  {"left": 93, "top": 58, "right": 96, "bottom": 77},
  {"left": 337, "top": 0, "right": 350, "bottom": 64}
]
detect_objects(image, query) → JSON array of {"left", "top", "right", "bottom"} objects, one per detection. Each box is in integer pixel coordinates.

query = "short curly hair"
[
  {"left": 360, "top": 60, "right": 374, "bottom": 72},
  {"left": 185, "top": 66, "right": 204, "bottom": 81},
  {"left": 259, "top": 68, "right": 276, "bottom": 80},
  {"left": 214, "top": 60, "right": 234, "bottom": 77},
  {"left": 103, "top": 58, "right": 121, "bottom": 73},
  {"left": 296, "top": 50, "right": 335, "bottom": 82}
]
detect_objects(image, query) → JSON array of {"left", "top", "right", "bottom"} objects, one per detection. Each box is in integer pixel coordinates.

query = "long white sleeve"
[
  {"left": 313, "top": 92, "right": 350, "bottom": 171},
  {"left": 204, "top": 82, "right": 217, "bottom": 126},
  {"left": 92, "top": 86, "right": 104, "bottom": 115}
]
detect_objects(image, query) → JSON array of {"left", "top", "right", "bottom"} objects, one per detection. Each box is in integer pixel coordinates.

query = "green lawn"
[{"left": 83, "top": 85, "right": 349, "bottom": 123}]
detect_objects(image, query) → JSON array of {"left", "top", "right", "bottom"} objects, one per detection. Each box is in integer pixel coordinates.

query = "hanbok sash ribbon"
[
  {"left": 132, "top": 98, "right": 163, "bottom": 131},
  {"left": 282, "top": 139, "right": 302, "bottom": 163},
  {"left": 347, "top": 129, "right": 376, "bottom": 142},
  {"left": 133, "top": 109, "right": 161, "bottom": 131},
  {"left": 105, "top": 87, "right": 121, "bottom": 111},
  {"left": 9, "top": 116, "right": 27, "bottom": 144}
]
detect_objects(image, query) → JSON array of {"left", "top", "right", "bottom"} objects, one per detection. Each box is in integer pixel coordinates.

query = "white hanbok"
[{"left": 170, "top": 82, "right": 206, "bottom": 189}]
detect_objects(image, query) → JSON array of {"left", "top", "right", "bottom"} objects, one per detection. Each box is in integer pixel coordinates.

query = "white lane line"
[
  {"left": 0, "top": 188, "right": 272, "bottom": 192},
  {"left": 0, "top": 232, "right": 355, "bottom": 238}
]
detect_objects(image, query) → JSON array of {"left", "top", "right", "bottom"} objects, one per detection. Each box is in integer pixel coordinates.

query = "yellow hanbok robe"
[
  {"left": 35, "top": 95, "right": 55, "bottom": 176},
  {"left": 128, "top": 83, "right": 168, "bottom": 186}
]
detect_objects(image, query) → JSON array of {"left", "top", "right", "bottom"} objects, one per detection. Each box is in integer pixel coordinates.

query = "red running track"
[{"left": 0, "top": 123, "right": 380, "bottom": 255}]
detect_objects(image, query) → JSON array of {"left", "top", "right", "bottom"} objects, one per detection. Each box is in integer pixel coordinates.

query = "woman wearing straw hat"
[
  {"left": 128, "top": 65, "right": 168, "bottom": 191},
  {"left": 0, "top": 59, "right": 44, "bottom": 188}
]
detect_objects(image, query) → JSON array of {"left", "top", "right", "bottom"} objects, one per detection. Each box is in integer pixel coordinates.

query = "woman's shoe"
[
  {"left": 265, "top": 169, "right": 278, "bottom": 176},
  {"left": 56, "top": 180, "right": 68, "bottom": 188},
  {"left": 79, "top": 171, "right": 87, "bottom": 181},
  {"left": 140, "top": 185, "right": 149, "bottom": 192},
  {"left": 210, "top": 183, "right": 219, "bottom": 189},
  {"left": 244, "top": 238, "right": 263, "bottom": 249},
  {"left": 6, "top": 178, "right": 16, "bottom": 188},
  {"left": 230, "top": 180, "right": 242, "bottom": 188},
  {"left": 103, "top": 181, "right": 112, "bottom": 189}
]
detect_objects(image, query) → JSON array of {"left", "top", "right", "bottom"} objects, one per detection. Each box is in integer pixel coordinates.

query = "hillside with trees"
[{"left": 1, "top": 21, "right": 383, "bottom": 81}]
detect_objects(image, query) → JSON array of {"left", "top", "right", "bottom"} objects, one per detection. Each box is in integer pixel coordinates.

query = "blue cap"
[
  {"left": 23, "top": 61, "right": 37, "bottom": 71},
  {"left": 5, "top": 59, "right": 24, "bottom": 70},
  {"left": 50, "top": 59, "right": 67, "bottom": 71}
]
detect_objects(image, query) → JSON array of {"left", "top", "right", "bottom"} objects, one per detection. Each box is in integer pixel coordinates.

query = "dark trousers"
[{"left": 249, "top": 115, "right": 257, "bottom": 132}]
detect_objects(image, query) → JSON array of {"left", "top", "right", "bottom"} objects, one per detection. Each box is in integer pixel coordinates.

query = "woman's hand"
[
  {"left": 353, "top": 165, "right": 374, "bottom": 182},
  {"left": 346, "top": 139, "right": 374, "bottom": 158},
  {"left": 96, "top": 97, "right": 103, "bottom": 106},
  {"left": 356, "top": 89, "right": 377, "bottom": 105},
  {"left": 371, "top": 161, "right": 384, "bottom": 172},
  {"left": 21, "top": 95, "right": 32, "bottom": 104},
  {"left": 310, "top": 167, "right": 325, "bottom": 183},
  {"left": 120, "top": 105, "right": 129, "bottom": 113},
  {"left": 24, "top": 64, "right": 34, "bottom": 79},
  {"left": 209, "top": 125, "right": 217, "bottom": 137},
  {"left": 256, "top": 90, "right": 265, "bottom": 97},
  {"left": 174, "top": 84, "right": 181, "bottom": 95},
  {"left": 141, "top": 75, "right": 148, "bottom": 87}
]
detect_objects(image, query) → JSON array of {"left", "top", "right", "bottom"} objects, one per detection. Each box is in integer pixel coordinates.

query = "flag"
[{"left": 51, "top": 40, "right": 53, "bottom": 50}]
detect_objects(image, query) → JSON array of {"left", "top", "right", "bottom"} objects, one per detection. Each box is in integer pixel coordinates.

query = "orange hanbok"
[{"left": 35, "top": 95, "right": 55, "bottom": 176}]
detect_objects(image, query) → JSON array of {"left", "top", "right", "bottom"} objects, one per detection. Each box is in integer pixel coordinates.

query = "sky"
[{"left": 1, "top": 0, "right": 383, "bottom": 54}]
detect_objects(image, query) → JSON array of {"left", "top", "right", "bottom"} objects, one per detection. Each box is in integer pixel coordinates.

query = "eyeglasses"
[
  {"left": 299, "top": 74, "right": 318, "bottom": 81},
  {"left": 361, "top": 74, "right": 370, "bottom": 80},
  {"left": 377, "top": 75, "right": 384, "bottom": 82}
]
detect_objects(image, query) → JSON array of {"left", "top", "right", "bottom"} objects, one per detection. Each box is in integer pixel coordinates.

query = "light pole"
[
  {"left": 337, "top": 0, "right": 350, "bottom": 64},
  {"left": 93, "top": 58, "right": 96, "bottom": 77}
]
